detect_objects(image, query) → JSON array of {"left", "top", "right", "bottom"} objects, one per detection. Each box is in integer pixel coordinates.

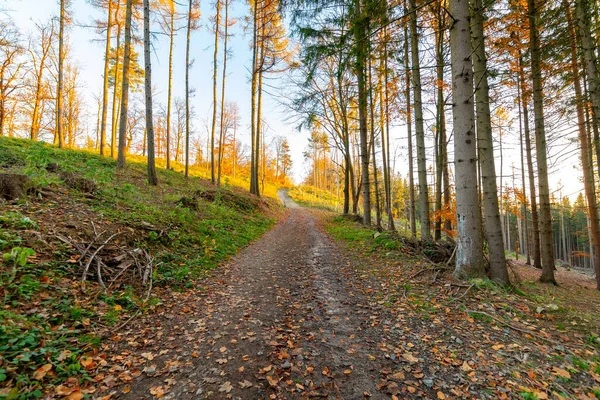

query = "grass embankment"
[
  {"left": 0, "top": 137, "right": 280, "bottom": 398},
  {"left": 287, "top": 186, "right": 341, "bottom": 212},
  {"left": 325, "top": 215, "right": 600, "bottom": 399}
]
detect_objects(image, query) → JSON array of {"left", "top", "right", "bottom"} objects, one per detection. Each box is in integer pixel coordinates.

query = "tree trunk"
[
  {"left": 99, "top": 0, "right": 112, "bottom": 155},
  {"left": 210, "top": 0, "right": 221, "bottom": 184},
  {"left": 409, "top": 0, "right": 430, "bottom": 240},
  {"left": 404, "top": 22, "right": 416, "bottom": 237},
  {"left": 56, "top": 0, "right": 66, "bottom": 148},
  {"left": 518, "top": 53, "right": 541, "bottom": 269},
  {"left": 354, "top": 0, "right": 371, "bottom": 225},
  {"left": 117, "top": 0, "right": 133, "bottom": 169},
  {"left": 217, "top": 0, "right": 229, "bottom": 187},
  {"left": 434, "top": 9, "right": 445, "bottom": 240},
  {"left": 568, "top": 0, "right": 600, "bottom": 288},
  {"left": 143, "top": 0, "right": 158, "bottom": 185},
  {"left": 528, "top": 0, "right": 556, "bottom": 284},
  {"left": 166, "top": 8, "right": 174, "bottom": 170},
  {"left": 368, "top": 49, "right": 382, "bottom": 230},
  {"left": 517, "top": 80, "right": 531, "bottom": 265},
  {"left": 382, "top": 27, "right": 395, "bottom": 230},
  {"left": 185, "top": 0, "right": 193, "bottom": 178},
  {"left": 449, "top": 0, "right": 485, "bottom": 279},
  {"left": 471, "top": 0, "right": 509, "bottom": 284},
  {"left": 249, "top": 0, "right": 259, "bottom": 195}
]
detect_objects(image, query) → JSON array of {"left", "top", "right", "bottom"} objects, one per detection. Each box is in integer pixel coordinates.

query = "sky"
[
  {"left": 3, "top": 0, "right": 586, "bottom": 201},
  {"left": 5, "top": 0, "right": 311, "bottom": 183}
]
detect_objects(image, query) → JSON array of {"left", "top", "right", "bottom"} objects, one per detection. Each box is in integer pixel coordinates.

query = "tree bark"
[
  {"left": 471, "top": 0, "right": 509, "bottom": 284},
  {"left": 210, "top": 0, "right": 221, "bottom": 184},
  {"left": 166, "top": 6, "right": 174, "bottom": 170},
  {"left": 217, "top": 0, "right": 229, "bottom": 187},
  {"left": 117, "top": 0, "right": 133, "bottom": 169},
  {"left": 354, "top": 0, "right": 371, "bottom": 225},
  {"left": 404, "top": 22, "right": 416, "bottom": 237},
  {"left": 449, "top": 0, "right": 485, "bottom": 279},
  {"left": 99, "top": 0, "right": 112, "bottom": 155},
  {"left": 568, "top": 0, "right": 600, "bottom": 288},
  {"left": 528, "top": 0, "right": 556, "bottom": 284},
  {"left": 143, "top": 0, "right": 158, "bottom": 185},
  {"left": 185, "top": 0, "right": 193, "bottom": 178},
  {"left": 56, "top": 0, "right": 66, "bottom": 148},
  {"left": 409, "top": 0, "right": 430, "bottom": 240}
]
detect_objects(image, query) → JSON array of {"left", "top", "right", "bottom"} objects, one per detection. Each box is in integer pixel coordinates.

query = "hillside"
[{"left": 0, "top": 138, "right": 281, "bottom": 399}]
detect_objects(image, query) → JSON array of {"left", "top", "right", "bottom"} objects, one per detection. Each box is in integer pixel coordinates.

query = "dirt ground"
[{"left": 96, "top": 191, "right": 599, "bottom": 399}]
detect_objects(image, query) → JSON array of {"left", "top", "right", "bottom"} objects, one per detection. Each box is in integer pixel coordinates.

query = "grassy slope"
[
  {"left": 0, "top": 137, "right": 281, "bottom": 398},
  {"left": 325, "top": 215, "right": 600, "bottom": 398}
]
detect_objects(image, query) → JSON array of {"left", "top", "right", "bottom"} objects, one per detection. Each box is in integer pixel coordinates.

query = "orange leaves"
[{"left": 33, "top": 364, "right": 53, "bottom": 380}]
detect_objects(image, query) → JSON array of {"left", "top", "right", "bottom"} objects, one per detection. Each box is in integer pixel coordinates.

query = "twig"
[
  {"left": 447, "top": 284, "right": 475, "bottom": 303},
  {"left": 406, "top": 266, "right": 448, "bottom": 281},
  {"left": 81, "top": 231, "right": 122, "bottom": 283},
  {"left": 446, "top": 245, "right": 457, "bottom": 266}
]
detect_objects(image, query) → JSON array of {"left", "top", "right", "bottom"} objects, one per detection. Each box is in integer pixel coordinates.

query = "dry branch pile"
[{"left": 56, "top": 224, "right": 155, "bottom": 299}]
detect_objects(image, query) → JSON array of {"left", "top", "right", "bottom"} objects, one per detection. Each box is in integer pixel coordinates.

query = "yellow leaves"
[
  {"left": 266, "top": 374, "right": 278, "bottom": 387},
  {"left": 551, "top": 367, "right": 571, "bottom": 379},
  {"left": 219, "top": 381, "right": 233, "bottom": 393},
  {"left": 150, "top": 386, "right": 166, "bottom": 398},
  {"left": 33, "top": 364, "right": 52, "bottom": 380},
  {"left": 402, "top": 352, "right": 419, "bottom": 363},
  {"left": 80, "top": 356, "right": 96, "bottom": 370},
  {"left": 492, "top": 344, "right": 505, "bottom": 351},
  {"left": 437, "top": 392, "right": 446, "bottom": 399},
  {"left": 461, "top": 361, "right": 473, "bottom": 372}
]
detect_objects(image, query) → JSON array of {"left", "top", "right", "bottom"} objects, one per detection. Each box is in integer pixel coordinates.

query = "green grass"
[
  {"left": 326, "top": 215, "right": 408, "bottom": 255},
  {"left": 0, "top": 137, "right": 279, "bottom": 397}
]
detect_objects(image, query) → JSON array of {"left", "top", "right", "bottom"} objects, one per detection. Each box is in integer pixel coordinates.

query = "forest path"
[{"left": 117, "top": 191, "right": 396, "bottom": 399}]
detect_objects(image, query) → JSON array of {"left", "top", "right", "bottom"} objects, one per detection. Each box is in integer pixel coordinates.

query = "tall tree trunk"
[
  {"left": 117, "top": 0, "right": 133, "bottom": 169},
  {"left": 111, "top": 7, "right": 122, "bottom": 159},
  {"left": 382, "top": 27, "right": 395, "bottom": 230},
  {"left": 210, "top": 0, "right": 221, "bottom": 184},
  {"left": 217, "top": 0, "right": 229, "bottom": 187},
  {"left": 517, "top": 80, "right": 531, "bottom": 265},
  {"left": 449, "top": 0, "right": 485, "bottom": 279},
  {"left": 568, "top": 0, "right": 600, "bottom": 288},
  {"left": 404, "top": 22, "right": 416, "bottom": 237},
  {"left": 471, "top": 0, "right": 509, "bottom": 284},
  {"left": 56, "top": 0, "right": 66, "bottom": 148},
  {"left": 528, "top": 0, "right": 556, "bottom": 284},
  {"left": 368, "top": 50, "right": 382, "bottom": 230},
  {"left": 354, "top": 0, "right": 371, "bottom": 225},
  {"left": 143, "top": 0, "right": 158, "bottom": 185},
  {"left": 409, "top": 0, "right": 430, "bottom": 240},
  {"left": 166, "top": 7, "right": 174, "bottom": 170},
  {"left": 249, "top": 0, "right": 259, "bottom": 195},
  {"left": 185, "top": 0, "right": 193, "bottom": 178},
  {"left": 518, "top": 53, "right": 541, "bottom": 268},
  {"left": 100, "top": 0, "right": 112, "bottom": 155},
  {"left": 434, "top": 8, "right": 445, "bottom": 241}
]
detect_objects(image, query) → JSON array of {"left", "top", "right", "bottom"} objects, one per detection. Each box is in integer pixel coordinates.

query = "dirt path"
[{"left": 114, "top": 190, "right": 396, "bottom": 399}]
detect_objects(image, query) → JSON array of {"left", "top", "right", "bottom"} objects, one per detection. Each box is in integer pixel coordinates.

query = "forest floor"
[
  {"left": 88, "top": 191, "right": 600, "bottom": 400},
  {"left": 2, "top": 139, "right": 600, "bottom": 400}
]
